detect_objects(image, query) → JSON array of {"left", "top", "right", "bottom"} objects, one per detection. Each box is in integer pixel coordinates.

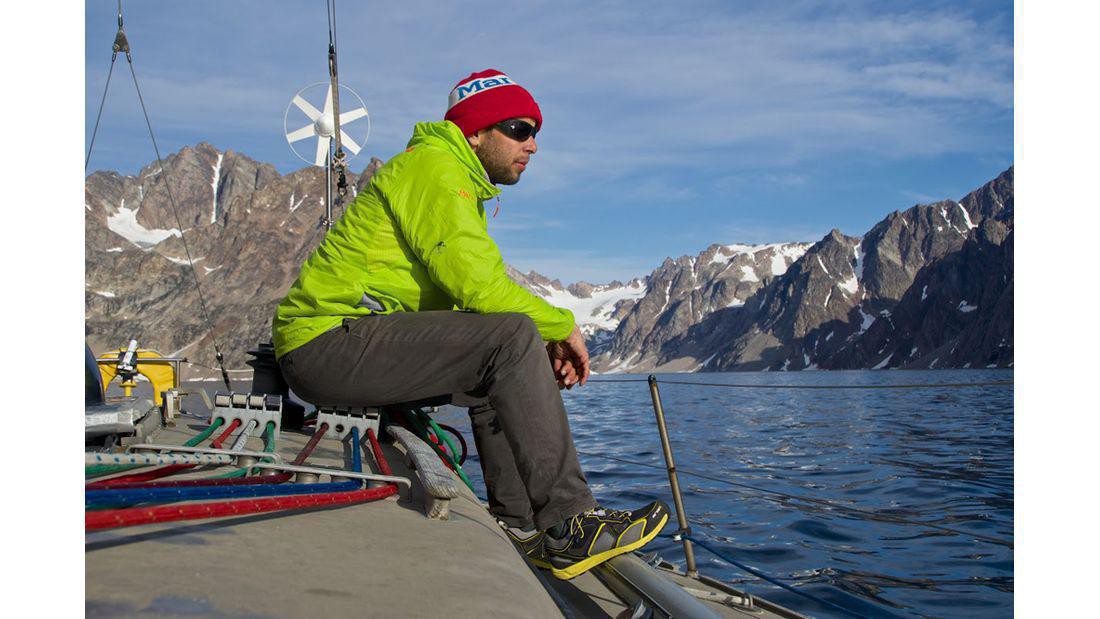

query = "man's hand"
[
  {"left": 547, "top": 326, "right": 590, "bottom": 389},
  {"left": 548, "top": 352, "right": 578, "bottom": 389}
]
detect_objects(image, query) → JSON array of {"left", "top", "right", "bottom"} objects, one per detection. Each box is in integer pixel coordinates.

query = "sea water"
[{"left": 438, "top": 369, "right": 1014, "bottom": 619}]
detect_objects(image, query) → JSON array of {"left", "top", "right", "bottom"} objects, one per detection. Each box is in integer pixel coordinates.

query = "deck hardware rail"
[
  {"left": 249, "top": 462, "right": 411, "bottom": 487},
  {"left": 125, "top": 443, "right": 282, "bottom": 462}
]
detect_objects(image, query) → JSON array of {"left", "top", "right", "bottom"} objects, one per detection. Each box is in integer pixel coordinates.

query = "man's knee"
[{"left": 496, "top": 313, "right": 542, "bottom": 348}]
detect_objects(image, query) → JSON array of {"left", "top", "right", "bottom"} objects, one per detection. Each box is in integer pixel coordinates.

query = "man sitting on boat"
[{"left": 272, "top": 69, "right": 669, "bottom": 579}]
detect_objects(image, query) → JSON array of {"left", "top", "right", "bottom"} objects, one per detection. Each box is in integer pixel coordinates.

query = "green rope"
[
  {"left": 424, "top": 417, "right": 462, "bottom": 468},
  {"left": 206, "top": 421, "right": 277, "bottom": 479},
  {"left": 185, "top": 417, "right": 225, "bottom": 446},
  {"left": 85, "top": 417, "right": 227, "bottom": 477},
  {"left": 403, "top": 409, "right": 474, "bottom": 492},
  {"left": 85, "top": 464, "right": 144, "bottom": 478},
  {"left": 207, "top": 466, "right": 249, "bottom": 479}
]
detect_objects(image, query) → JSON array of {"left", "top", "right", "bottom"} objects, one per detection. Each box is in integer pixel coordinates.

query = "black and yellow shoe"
[
  {"left": 501, "top": 523, "right": 551, "bottom": 569},
  {"left": 544, "top": 501, "right": 670, "bottom": 580}
]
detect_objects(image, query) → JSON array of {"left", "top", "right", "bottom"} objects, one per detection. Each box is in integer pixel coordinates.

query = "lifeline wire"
[
  {"left": 578, "top": 450, "right": 1012, "bottom": 548},
  {"left": 585, "top": 377, "right": 1013, "bottom": 389},
  {"left": 662, "top": 532, "right": 871, "bottom": 619}
]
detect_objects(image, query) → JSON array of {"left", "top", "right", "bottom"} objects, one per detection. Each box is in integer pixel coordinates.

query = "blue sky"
[{"left": 85, "top": 0, "right": 1013, "bottom": 283}]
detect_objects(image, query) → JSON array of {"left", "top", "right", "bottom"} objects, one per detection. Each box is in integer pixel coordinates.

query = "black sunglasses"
[{"left": 494, "top": 119, "right": 538, "bottom": 142}]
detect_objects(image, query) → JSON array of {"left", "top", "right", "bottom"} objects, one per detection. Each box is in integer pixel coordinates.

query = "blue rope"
[
  {"left": 85, "top": 480, "right": 359, "bottom": 509},
  {"left": 664, "top": 533, "right": 871, "bottom": 619},
  {"left": 351, "top": 427, "right": 362, "bottom": 473}
]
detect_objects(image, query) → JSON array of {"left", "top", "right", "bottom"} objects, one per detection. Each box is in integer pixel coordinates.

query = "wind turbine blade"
[
  {"left": 314, "top": 136, "right": 331, "bottom": 167},
  {"left": 340, "top": 107, "right": 368, "bottom": 124},
  {"left": 339, "top": 130, "right": 361, "bottom": 155},
  {"left": 293, "top": 95, "right": 322, "bottom": 121},
  {"left": 322, "top": 84, "right": 334, "bottom": 120},
  {"left": 286, "top": 124, "right": 316, "bottom": 143}
]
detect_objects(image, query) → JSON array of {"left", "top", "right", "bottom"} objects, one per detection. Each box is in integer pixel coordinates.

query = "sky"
[{"left": 85, "top": 0, "right": 1013, "bottom": 284}]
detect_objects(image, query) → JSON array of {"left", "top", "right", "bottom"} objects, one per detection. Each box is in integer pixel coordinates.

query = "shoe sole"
[{"left": 549, "top": 512, "right": 669, "bottom": 580}]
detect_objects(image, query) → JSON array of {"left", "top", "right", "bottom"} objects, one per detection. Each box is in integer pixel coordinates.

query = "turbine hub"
[{"left": 314, "top": 114, "right": 335, "bottom": 137}]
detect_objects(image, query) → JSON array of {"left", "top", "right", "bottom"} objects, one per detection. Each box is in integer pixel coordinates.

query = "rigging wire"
[
  {"left": 86, "top": 1, "right": 234, "bottom": 391},
  {"left": 326, "top": 0, "right": 343, "bottom": 160},
  {"left": 85, "top": 63, "right": 115, "bottom": 171},
  {"left": 86, "top": 1, "right": 126, "bottom": 170},
  {"left": 125, "top": 55, "right": 233, "bottom": 391}
]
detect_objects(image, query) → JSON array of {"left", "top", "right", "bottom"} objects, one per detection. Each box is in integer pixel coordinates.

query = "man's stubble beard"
[{"left": 476, "top": 137, "right": 522, "bottom": 186}]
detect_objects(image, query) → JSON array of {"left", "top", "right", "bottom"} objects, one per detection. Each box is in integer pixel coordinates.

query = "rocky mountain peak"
[{"left": 86, "top": 144, "right": 1012, "bottom": 374}]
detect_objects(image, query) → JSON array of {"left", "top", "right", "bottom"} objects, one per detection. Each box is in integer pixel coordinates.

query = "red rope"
[
  {"left": 85, "top": 484, "right": 399, "bottom": 531},
  {"left": 85, "top": 422, "right": 401, "bottom": 532},
  {"left": 210, "top": 418, "right": 242, "bottom": 449},
  {"left": 87, "top": 473, "right": 293, "bottom": 490},
  {"left": 294, "top": 423, "right": 329, "bottom": 465},
  {"left": 366, "top": 428, "right": 391, "bottom": 475},
  {"left": 86, "top": 464, "right": 195, "bottom": 488}
]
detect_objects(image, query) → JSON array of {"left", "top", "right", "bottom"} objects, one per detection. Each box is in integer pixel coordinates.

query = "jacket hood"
[{"left": 407, "top": 121, "right": 500, "bottom": 200}]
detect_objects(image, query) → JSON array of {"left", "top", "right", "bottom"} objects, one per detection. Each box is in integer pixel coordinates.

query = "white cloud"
[{"left": 87, "top": 1, "right": 1012, "bottom": 179}]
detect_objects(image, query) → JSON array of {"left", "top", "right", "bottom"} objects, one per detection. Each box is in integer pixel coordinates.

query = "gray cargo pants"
[{"left": 278, "top": 310, "right": 597, "bottom": 530}]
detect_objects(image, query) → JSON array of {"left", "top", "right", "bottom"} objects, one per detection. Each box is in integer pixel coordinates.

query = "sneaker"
[
  {"left": 501, "top": 522, "right": 551, "bottom": 569},
  {"left": 544, "top": 501, "right": 670, "bottom": 580}
]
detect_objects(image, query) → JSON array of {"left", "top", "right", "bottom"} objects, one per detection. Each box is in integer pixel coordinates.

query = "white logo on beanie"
[{"left": 447, "top": 74, "right": 516, "bottom": 110}]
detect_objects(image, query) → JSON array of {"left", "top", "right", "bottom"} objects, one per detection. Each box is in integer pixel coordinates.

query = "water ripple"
[{"left": 439, "top": 369, "right": 1013, "bottom": 618}]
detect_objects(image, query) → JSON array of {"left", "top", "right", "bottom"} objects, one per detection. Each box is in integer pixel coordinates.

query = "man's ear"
[{"left": 466, "top": 128, "right": 488, "bottom": 151}]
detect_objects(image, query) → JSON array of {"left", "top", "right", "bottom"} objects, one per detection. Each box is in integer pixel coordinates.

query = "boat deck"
[{"left": 86, "top": 410, "right": 803, "bottom": 618}]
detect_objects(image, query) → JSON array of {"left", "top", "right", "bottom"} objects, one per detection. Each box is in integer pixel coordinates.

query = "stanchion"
[{"left": 647, "top": 374, "right": 698, "bottom": 577}]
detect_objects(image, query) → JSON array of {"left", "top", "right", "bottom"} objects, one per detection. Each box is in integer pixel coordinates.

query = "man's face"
[{"left": 469, "top": 117, "right": 538, "bottom": 185}]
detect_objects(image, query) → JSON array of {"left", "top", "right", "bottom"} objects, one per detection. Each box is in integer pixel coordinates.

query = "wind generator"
[{"left": 283, "top": 82, "right": 371, "bottom": 229}]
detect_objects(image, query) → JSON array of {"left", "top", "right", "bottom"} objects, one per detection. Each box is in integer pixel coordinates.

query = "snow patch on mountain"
[
  {"left": 210, "top": 152, "right": 223, "bottom": 224},
  {"left": 958, "top": 202, "right": 977, "bottom": 230},
  {"left": 106, "top": 199, "right": 183, "bottom": 249},
  {"left": 163, "top": 255, "right": 203, "bottom": 266},
  {"left": 541, "top": 280, "right": 648, "bottom": 331},
  {"left": 289, "top": 192, "right": 306, "bottom": 212},
  {"left": 958, "top": 300, "right": 978, "bottom": 313},
  {"left": 710, "top": 243, "right": 775, "bottom": 265},
  {"left": 858, "top": 305, "right": 876, "bottom": 332}
]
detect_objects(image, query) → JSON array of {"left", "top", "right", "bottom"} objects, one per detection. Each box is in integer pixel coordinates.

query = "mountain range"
[{"left": 85, "top": 143, "right": 1012, "bottom": 374}]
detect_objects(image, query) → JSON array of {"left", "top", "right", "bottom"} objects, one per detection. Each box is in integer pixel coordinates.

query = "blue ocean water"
[{"left": 438, "top": 370, "right": 1014, "bottom": 619}]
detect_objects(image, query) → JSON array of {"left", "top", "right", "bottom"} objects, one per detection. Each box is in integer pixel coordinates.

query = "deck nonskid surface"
[{"left": 85, "top": 421, "right": 565, "bottom": 618}]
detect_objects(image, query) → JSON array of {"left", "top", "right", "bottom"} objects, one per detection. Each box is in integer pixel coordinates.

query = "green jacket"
[{"left": 272, "top": 120, "right": 575, "bottom": 359}]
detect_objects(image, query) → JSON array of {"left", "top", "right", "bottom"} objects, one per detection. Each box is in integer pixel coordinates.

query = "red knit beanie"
[{"left": 444, "top": 69, "right": 543, "bottom": 137}]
